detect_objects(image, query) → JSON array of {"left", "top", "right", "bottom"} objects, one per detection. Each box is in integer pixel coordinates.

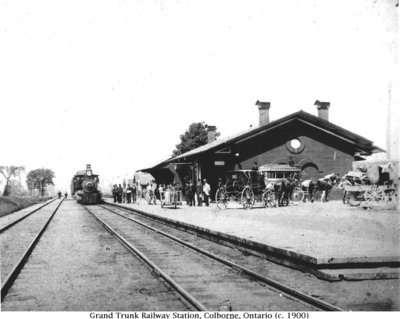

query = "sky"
[{"left": 0, "top": 0, "right": 398, "bottom": 192}]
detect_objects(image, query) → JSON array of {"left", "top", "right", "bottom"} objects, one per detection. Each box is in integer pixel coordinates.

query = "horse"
[
  {"left": 270, "top": 173, "right": 300, "bottom": 206},
  {"left": 301, "top": 173, "right": 339, "bottom": 202}
]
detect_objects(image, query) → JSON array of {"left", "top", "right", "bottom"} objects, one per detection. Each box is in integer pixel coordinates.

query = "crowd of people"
[
  {"left": 111, "top": 184, "right": 137, "bottom": 204},
  {"left": 111, "top": 179, "right": 212, "bottom": 207}
]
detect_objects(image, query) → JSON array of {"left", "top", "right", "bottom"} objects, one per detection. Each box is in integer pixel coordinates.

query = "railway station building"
[{"left": 139, "top": 101, "right": 384, "bottom": 193}]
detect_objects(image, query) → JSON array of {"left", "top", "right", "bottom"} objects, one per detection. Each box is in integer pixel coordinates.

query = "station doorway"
[{"left": 301, "top": 163, "right": 320, "bottom": 180}]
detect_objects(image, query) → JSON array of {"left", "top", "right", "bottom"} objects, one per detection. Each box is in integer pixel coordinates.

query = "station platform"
[{"left": 103, "top": 198, "right": 400, "bottom": 281}]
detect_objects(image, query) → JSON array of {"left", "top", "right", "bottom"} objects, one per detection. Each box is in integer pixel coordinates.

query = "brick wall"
[
  {"left": 194, "top": 120, "right": 360, "bottom": 196},
  {"left": 233, "top": 122, "right": 355, "bottom": 178}
]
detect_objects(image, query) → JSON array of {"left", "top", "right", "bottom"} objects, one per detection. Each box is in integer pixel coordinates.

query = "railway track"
[
  {"left": 0, "top": 198, "right": 57, "bottom": 233},
  {"left": 86, "top": 204, "right": 344, "bottom": 311},
  {"left": 2, "top": 199, "right": 195, "bottom": 311},
  {"left": 0, "top": 198, "right": 64, "bottom": 301}
]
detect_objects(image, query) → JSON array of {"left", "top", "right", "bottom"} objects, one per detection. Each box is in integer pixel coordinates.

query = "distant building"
[{"left": 140, "top": 101, "right": 384, "bottom": 194}]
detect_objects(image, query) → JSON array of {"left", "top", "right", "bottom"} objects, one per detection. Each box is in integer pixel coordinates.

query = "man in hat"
[
  {"left": 187, "top": 180, "right": 195, "bottom": 206},
  {"left": 112, "top": 185, "right": 118, "bottom": 203},
  {"left": 203, "top": 179, "right": 211, "bottom": 207},
  {"left": 117, "top": 184, "right": 123, "bottom": 203},
  {"left": 126, "top": 184, "right": 133, "bottom": 203},
  {"left": 196, "top": 178, "right": 203, "bottom": 206}
]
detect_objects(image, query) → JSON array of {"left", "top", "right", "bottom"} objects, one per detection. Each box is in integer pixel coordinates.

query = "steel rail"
[
  {"left": 83, "top": 205, "right": 207, "bottom": 311},
  {"left": 1, "top": 198, "right": 65, "bottom": 301},
  {"left": 0, "top": 198, "right": 58, "bottom": 233},
  {"left": 102, "top": 204, "right": 345, "bottom": 311}
]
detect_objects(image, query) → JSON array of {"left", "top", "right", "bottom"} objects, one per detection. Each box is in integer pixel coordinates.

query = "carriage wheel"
[
  {"left": 241, "top": 186, "right": 255, "bottom": 209},
  {"left": 262, "top": 190, "right": 276, "bottom": 208},
  {"left": 291, "top": 187, "right": 304, "bottom": 203},
  {"left": 216, "top": 188, "right": 228, "bottom": 210},
  {"left": 364, "top": 186, "right": 385, "bottom": 205},
  {"left": 348, "top": 192, "right": 362, "bottom": 206},
  {"left": 233, "top": 180, "right": 244, "bottom": 192}
]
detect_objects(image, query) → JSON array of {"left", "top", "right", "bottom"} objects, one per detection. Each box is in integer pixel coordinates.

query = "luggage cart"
[{"left": 160, "top": 190, "right": 182, "bottom": 208}]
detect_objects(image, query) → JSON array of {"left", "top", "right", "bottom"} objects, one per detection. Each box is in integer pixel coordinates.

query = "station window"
[
  {"left": 286, "top": 138, "right": 305, "bottom": 154},
  {"left": 264, "top": 172, "right": 274, "bottom": 178},
  {"left": 290, "top": 139, "right": 301, "bottom": 149}
]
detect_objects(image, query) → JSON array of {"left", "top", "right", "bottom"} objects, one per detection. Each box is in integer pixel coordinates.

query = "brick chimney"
[
  {"left": 206, "top": 125, "right": 217, "bottom": 144},
  {"left": 255, "top": 100, "right": 271, "bottom": 126},
  {"left": 314, "top": 100, "right": 330, "bottom": 121}
]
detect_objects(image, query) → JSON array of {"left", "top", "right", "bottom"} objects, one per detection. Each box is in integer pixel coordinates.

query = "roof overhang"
[{"left": 156, "top": 110, "right": 384, "bottom": 167}]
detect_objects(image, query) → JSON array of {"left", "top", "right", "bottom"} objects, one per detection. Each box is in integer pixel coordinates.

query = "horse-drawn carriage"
[
  {"left": 342, "top": 160, "right": 398, "bottom": 207},
  {"left": 215, "top": 164, "right": 303, "bottom": 210},
  {"left": 260, "top": 164, "right": 304, "bottom": 206},
  {"left": 215, "top": 170, "right": 260, "bottom": 209}
]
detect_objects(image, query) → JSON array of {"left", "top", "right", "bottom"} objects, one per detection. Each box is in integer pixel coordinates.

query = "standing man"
[
  {"left": 131, "top": 183, "right": 137, "bottom": 203},
  {"left": 111, "top": 184, "right": 118, "bottom": 204},
  {"left": 187, "top": 181, "right": 195, "bottom": 206},
  {"left": 58, "top": 191, "right": 62, "bottom": 199},
  {"left": 112, "top": 185, "right": 118, "bottom": 203},
  {"left": 288, "top": 156, "right": 295, "bottom": 167},
  {"left": 122, "top": 185, "right": 127, "bottom": 203},
  {"left": 117, "top": 184, "right": 123, "bottom": 203},
  {"left": 196, "top": 179, "right": 203, "bottom": 206},
  {"left": 151, "top": 181, "right": 157, "bottom": 205},
  {"left": 126, "top": 184, "right": 133, "bottom": 204},
  {"left": 203, "top": 179, "right": 211, "bottom": 207}
]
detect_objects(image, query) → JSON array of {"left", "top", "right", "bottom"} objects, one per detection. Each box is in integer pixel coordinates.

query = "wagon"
[
  {"left": 160, "top": 190, "right": 182, "bottom": 208},
  {"left": 215, "top": 164, "right": 303, "bottom": 210},
  {"left": 215, "top": 170, "right": 262, "bottom": 209},
  {"left": 344, "top": 184, "right": 396, "bottom": 206},
  {"left": 341, "top": 171, "right": 370, "bottom": 206},
  {"left": 342, "top": 160, "right": 398, "bottom": 208}
]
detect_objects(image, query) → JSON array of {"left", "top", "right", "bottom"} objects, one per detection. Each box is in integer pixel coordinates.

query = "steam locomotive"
[{"left": 71, "top": 164, "right": 102, "bottom": 204}]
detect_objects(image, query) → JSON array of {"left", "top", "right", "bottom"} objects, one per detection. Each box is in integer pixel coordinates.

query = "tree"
[
  {"left": 0, "top": 166, "right": 25, "bottom": 196},
  {"left": 8, "top": 179, "right": 29, "bottom": 196},
  {"left": 26, "top": 168, "right": 55, "bottom": 197},
  {"left": 172, "top": 122, "right": 220, "bottom": 156}
]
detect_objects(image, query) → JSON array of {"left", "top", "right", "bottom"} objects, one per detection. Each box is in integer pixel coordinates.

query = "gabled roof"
[
  {"left": 138, "top": 155, "right": 174, "bottom": 172},
  {"left": 169, "top": 110, "right": 384, "bottom": 162},
  {"left": 170, "top": 126, "right": 256, "bottom": 160}
]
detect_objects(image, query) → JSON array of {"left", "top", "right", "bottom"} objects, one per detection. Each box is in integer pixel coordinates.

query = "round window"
[
  {"left": 286, "top": 138, "right": 305, "bottom": 154},
  {"left": 290, "top": 139, "right": 301, "bottom": 149}
]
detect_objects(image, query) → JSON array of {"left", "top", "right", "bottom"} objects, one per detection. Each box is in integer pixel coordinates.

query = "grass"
[{"left": 0, "top": 196, "right": 52, "bottom": 217}]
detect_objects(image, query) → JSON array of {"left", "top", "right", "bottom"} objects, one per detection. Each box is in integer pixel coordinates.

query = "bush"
[{"left": 0, "top": 196, "right": 53, "bottom": 217}]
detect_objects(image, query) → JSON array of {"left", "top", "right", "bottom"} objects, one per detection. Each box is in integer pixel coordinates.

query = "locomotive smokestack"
[
  {"left": 315, "top": 100, "right": 330, "bottom": 121},
  {"left": 255, "top": 100, "right": 271, "bottom": 126},
  {"left": 86, "top": 164, "right": 93, "bottom": 176}
]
